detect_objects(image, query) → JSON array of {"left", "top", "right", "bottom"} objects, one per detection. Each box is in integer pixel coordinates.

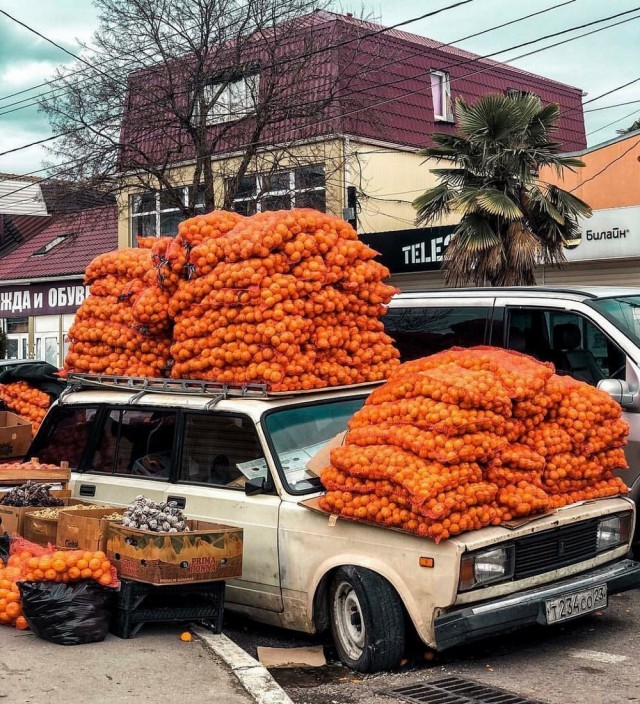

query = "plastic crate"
[
  {"left": 116, "top": 578, "right": 225, "bottom": 611},
  {"left": 110, "top": 578, "right": 225, "bottom": 639}
]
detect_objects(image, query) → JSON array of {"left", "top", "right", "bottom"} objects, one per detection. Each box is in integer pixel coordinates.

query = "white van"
[
  {"left": 25, "top": 374, "right": 640, "bottom": 672},
  {"left": 385, "top": 286, "right": 640, "bottom": 548}
]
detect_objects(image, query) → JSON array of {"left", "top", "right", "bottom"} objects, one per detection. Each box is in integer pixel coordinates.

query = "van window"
[
  {"left": 178, "top": 414, "right": 264, "bottom": 488},
  {"left": 31, "top": 406, "right": 97, "bottom": 469},
  {"left": 505, "top": 308, "right": 626, "bottom": 385},
  {"left": 384, "top": 306, "right": 490, "bottom": 361},
  {"left": 88, "top": 409, "right": 176, "bottom": 479}
]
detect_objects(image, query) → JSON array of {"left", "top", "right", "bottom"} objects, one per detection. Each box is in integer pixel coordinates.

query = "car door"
[
  {"left": 498, "top": 297, "right": 640, "bottom": 505},
  {"left": 167, "top": 411, "right": 283, "bottom": 613},
  {"left": 73, "top": 406, "right": 176, "bottom": 506},
  {"left": 384, "top": 297, "right": 497, "bottom": 361}
]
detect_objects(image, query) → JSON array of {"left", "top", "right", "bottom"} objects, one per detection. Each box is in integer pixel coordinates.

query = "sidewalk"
[{"left": 0, "top": 623, "right": 254, "bottom": 704}]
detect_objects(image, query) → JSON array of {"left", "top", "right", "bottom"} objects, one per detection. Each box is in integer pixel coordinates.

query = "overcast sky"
[{"left": 0, "top": 0, "right": 638, "bottom": 175}]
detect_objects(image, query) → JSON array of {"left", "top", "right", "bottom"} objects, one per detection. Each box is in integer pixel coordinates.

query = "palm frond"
[
  {"left": 475, "top": 188, "right": 523, "bottom": 219},
  {"left": 413, "top": 183, "right": 455, "bottom": 225}
]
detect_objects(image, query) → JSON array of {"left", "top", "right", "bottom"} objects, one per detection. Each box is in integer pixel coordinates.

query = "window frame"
[
  {"left": 129, "top": 186, "right": 205, "bottom": 242},
  {"left": 175, "top": 410, "right": 270, "bottom": 491},
  {"left": 228, "top": 164, "right": 326, "bottom": 215},
  {"left": 198, "top": 74, "right": 259, "bottom": 126},
  {"left": 430, "top": 70, "right": 453, "bottom": 122}
]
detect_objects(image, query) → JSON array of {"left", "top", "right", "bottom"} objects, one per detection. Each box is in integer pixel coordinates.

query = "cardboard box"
[
  {"left": 106, "top": 520, "right": 243, "bottom": 585},
  {"left": 0, "top": 412, "right": 32, "bottom": 460},
  {"left": 57, "top": 508, "right": 124, "bottom": 552},
  {"left": 22, "top": 499, "right": 92, "bottom": 546},
  {"left": 0, "top": 489, "right": 71, "bottom": 536}
]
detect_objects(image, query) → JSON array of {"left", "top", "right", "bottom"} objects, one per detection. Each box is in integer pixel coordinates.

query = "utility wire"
[
  {"left": 2, "top": 5, "right": 637, "bottom": 205},
  {"left": 570, "top": 137, "right": 640, "bottom": 191},
  {"left": 0, "top": 0, "right": 475, "bottom": 115}
]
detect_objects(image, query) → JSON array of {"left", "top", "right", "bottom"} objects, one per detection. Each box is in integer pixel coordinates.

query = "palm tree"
[
  {"left": 413, "top": 93, "right": 591, "bottom": 286},
  {"left": 617, "top": 118, "right": 640, "bottom": 135}
]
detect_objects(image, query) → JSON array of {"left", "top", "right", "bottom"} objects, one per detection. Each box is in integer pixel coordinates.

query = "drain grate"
[{"left": 383, "top": 676, "right": 547, "bottom": 704}]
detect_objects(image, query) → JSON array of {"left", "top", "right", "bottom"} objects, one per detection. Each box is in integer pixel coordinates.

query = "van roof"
[
  {"left": 57, "top": 382, "right": 376, "bottom": 423},
  {"left": 391, "top": 286, "right": 640, "bottom": 302}
]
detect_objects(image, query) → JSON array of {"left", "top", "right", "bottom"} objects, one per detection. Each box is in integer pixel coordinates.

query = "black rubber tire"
[{"left": 328, "top": 566, "right": 405, "bottom": 672}]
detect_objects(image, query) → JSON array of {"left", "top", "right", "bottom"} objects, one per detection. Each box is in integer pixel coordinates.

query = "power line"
[
  {"left": 585, "top": 98, "right": 640, "bottom": 113},
  {"left": 586, "top": 107, "right": 640, "bottom": 136},
  {"left": 570, "top": 137, "right": 640, "bottom": 192},
  {"left": 0, "top": 0, "right": 475, "bottom": 116},
  {"left": 2, "top": 5, "right": 636, "bottom": 205}
]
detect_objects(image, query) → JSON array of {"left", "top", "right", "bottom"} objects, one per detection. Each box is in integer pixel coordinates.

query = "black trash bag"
[
  {"left": 0, "top": 362, "right": 65, "bottom": 402},
  {"left": 0, "top": 534, "right": 10, "bottom": 562},
  {"left": 18, "top": 581, "right": 113, "bottom": 645}
]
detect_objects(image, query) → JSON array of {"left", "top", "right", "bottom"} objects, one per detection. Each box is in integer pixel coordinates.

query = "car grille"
[{"left": 512, "top": 520, "right": 599, "bottom": 580}]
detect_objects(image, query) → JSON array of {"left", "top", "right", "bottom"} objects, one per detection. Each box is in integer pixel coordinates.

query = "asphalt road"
[{"left": 223, "top": 588, "right": 640, "bottom": 704}]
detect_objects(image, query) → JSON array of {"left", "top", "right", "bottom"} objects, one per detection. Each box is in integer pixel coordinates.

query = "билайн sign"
[
  {"left": 566, "top": 206, "right": 640, "bottom": 261},
  {"left": 0, "top": 280, "right": 89, "bottom": 318}
]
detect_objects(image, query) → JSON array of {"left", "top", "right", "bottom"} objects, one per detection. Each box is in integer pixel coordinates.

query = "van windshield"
[
  {"left": 589, "top": 296, "right": 640, "bottom": 348},
  {"left": 263, "top": 396, "right": 366, "bottom": 495}
]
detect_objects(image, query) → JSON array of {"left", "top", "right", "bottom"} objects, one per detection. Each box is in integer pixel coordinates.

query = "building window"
[
  {"left": 229, "top": 165, "right": 326, "bottom": 215},
  {"left": 197, "top": 75, "right": 259, "bottom": 126},
  {"left": 130, "top": 186, "right": 205, "bottom": 241},
  {"left": 430, "top": 70, "right": 453, "bottom": 122}
]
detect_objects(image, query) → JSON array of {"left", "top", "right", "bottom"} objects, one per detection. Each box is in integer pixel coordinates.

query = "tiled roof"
[{"left": 0, "top": 205, "right": 118, "bottom": 282}]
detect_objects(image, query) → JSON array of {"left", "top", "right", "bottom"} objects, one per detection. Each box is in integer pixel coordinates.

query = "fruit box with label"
[
  {"left": 57, "top": 508, "right": 124, "bottom": 552},
  {"left": 0, "top": 412, "right": 32, "bottom": 460},
  {"left": 106, "top": 520, "right": 243, "bottom": 585}
]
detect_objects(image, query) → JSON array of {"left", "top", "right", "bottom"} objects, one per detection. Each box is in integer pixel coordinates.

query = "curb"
[{"left": 192, "top": 626, "right": 295, "bottom": 704}]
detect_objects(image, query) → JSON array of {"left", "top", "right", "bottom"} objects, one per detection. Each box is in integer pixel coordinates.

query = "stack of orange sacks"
[
  {"left": 0, "top": 382, "right": 50, "bottom": 435},
  {"left": 319, "top": 347, "right": 629, "bottom": 541},
  {"left": 168, "top": 209, "right": 400, "bottom": 390},
  {"left": 65, "top": 248, "right": 173, "bottom": 377}
]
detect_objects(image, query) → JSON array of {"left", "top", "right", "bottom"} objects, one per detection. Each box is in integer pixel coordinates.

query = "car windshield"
[
  {"left": 263, "top": 396, "right": 366, "bottom": 495},
  {"left": 589, "top": 296, "right": 640, "bottom": 348}
]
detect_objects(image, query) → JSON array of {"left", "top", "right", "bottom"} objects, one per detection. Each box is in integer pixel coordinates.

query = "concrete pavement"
[{"left": 0, "top": 623, "right": 256, "bottom": 704}]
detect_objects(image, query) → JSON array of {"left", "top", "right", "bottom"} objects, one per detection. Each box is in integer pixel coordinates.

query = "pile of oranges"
[
  {"left": 0, "top": 543, "right": 118, "bottom": 629},
  {"left": 0, "top": 382, "right": 50, "bottom": 435},
  {"left": 66, "top": 248, "right": 173, "bottom": 377},
  {"left": 319, "top": 347, "right": 629, "bottom": 541},
  {"left": 65, "top": 209, "right": 400, "bottom": 390}
]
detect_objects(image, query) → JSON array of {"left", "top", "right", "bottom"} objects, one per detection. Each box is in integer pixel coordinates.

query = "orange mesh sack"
[
  {"left": 391, "top": 346, "right": 554, "bottom": 400},
  {"left": 346, "top": 424, "right": 508, "bottom": 465},
  {"left": 9, "top": 537, "right": 119, "bottom": 589},
  {"left": 366, "top": 365, "right": 512, "bottom": 415},
  {"left": 349, "top": 397, "right": 507, "bottom": 436}
]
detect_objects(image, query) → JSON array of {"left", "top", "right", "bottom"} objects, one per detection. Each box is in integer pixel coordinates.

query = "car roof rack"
[
  {"left": 62, "top": 373, "right": 270, "bottom": 401},
  {"left": 61, "top": 373, "right": 382, "bottom": 402}
]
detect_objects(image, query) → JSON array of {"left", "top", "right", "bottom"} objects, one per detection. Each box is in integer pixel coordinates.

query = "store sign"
[
  {"left": 566, "top": 206, "right": 640, "bottom": 262},
  {"left": 360, "top": 226, "right": 455, "bottom": 273},
  {"left": 0, "top": 280, "right": 89, "bottom": 318}
]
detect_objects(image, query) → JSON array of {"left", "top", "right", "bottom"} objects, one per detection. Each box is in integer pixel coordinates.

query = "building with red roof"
[{"left": 0, "top": 205, "right": 117, "bottom": 366}]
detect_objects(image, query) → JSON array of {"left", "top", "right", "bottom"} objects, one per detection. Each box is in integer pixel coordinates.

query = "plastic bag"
[{"left": 18, "top": 581, "right": 113, "bottom": 645}]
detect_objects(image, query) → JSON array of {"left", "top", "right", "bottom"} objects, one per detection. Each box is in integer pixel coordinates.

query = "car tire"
[{"left": 328, "top": 566, "right": 405, "bottom": 672}]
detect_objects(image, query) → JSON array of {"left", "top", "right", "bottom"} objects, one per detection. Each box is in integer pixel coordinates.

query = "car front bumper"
[{"left": 434, "top": 558, "right": 640, "bottom": 651}]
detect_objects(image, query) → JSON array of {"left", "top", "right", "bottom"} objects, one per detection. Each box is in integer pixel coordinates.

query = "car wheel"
[{"left": 329, "top": 566, "right": 405, "bottom": 672}]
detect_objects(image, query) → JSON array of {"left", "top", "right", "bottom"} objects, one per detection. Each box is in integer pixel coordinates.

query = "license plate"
[{"left": 545, "top": 584, "right": 607, "bottom": 624}]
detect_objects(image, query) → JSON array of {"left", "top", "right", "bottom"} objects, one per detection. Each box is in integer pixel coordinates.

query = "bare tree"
[{"left": 39, "top": 0, "right": 377, "bottom": 220}]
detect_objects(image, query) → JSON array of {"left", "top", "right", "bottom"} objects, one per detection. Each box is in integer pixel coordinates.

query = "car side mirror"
[
  {"left": 597, "top": 378, "right": 637, "bottom": 407},
  {"left": 244, "top": 476, "right": 267, "bottom": 496}
]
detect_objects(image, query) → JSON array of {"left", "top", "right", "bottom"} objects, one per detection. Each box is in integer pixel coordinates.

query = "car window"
[
  {"left": 264, "top": 396, "right": 366, "bottom": 494},
  {"left": 178, "top": 413, "right": 265, "bottom": 489},
  {"left": 506, "top": 308, "right": 626, "bottom": 385},
  {"left": 384, "top": 306, "right": 490, "bottom": 361},
  {"left": 88, "top": 409, "right": 176, "bottom": 479},
  {"left": 30, "top": 406, "right": 98, "bottom": 469}
]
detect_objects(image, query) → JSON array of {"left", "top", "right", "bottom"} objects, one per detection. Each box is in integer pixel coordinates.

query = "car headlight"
[
  {"left": 459, "top": 545, "right": 514, "bottom": 591},
  {"left": 596, "top": 513, "right": 632, "bottom": 552}
]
